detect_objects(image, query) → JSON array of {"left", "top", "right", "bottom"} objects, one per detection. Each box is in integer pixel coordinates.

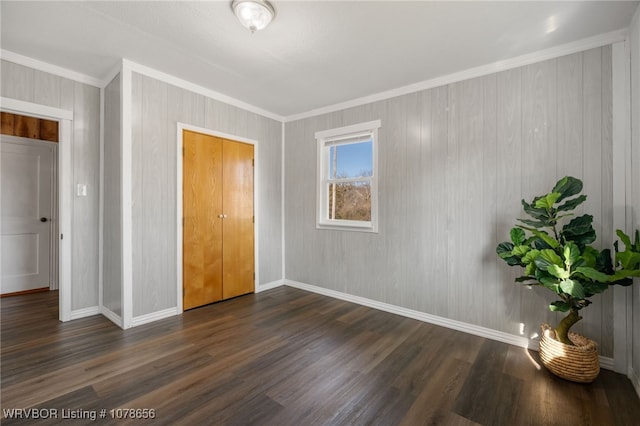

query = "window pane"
[
  {"left": 328, "top": 140, "right": 372, "bottom": 179},
  {"left": 328, "top": 181, "right": 371, "bottom": 221}
]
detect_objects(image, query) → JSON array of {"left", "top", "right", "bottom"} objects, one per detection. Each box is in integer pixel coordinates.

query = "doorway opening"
[{"left": 0, "top": 98, "right": 73, "bottom": 321}]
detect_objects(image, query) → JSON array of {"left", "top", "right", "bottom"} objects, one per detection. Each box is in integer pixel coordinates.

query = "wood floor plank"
[{"left": 2, "top": 287, "right": 639, "bottom": 425}]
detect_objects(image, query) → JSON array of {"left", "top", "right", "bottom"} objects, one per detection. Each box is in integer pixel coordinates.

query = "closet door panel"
[
  {"left": 222, "top": 139, "right": 254, "bottom": 299},
  {"left": 183, "top": 131, "right": 224, "bottom": 309}
]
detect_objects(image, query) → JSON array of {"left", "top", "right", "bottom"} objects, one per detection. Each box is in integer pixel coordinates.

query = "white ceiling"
[{"left": 1, "top": 1, "right": 638, "bottom": 118}]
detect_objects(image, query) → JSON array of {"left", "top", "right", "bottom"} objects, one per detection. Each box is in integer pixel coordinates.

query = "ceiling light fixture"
[{"left": 231, "top": 0, "right": 276, "bottom": 33}]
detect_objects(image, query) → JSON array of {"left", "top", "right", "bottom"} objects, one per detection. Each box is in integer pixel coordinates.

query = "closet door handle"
[{"left": 218, "top": 214, "right": 224, "bottom": 219}]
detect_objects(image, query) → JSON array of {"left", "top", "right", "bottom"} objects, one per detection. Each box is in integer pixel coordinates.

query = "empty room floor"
[{"left": 1, "top": 287, "right": 639, "bottom": 425}]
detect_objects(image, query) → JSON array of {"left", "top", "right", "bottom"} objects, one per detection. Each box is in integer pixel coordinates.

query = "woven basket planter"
[{"left": 539, "top": 324, "right": 600, "bottom": 383}]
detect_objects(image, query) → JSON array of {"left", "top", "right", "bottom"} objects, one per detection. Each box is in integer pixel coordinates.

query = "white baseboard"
[
  {"left": 131, "top": 307, "right": 178, "bottom": 328},
  {"left": 283, "top": 279, "right": 616, "bottom": 371},
  {"left": 100, "top": 306, "right": 122, "bottom": 328},
  {"left": 256, "top": 279, "right": 284, "bottom": 293},
  {"left": 70, "top": 306, "right": 99, "bottom": 320}
]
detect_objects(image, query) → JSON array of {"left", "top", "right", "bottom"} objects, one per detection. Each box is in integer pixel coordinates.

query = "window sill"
[{"left": 316, "top": 222, "right": 378, "bottom": 233}]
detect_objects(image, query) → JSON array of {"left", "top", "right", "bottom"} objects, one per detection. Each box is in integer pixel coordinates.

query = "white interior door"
[{"left": 1, "top": 136, "right": 53, "bottom": 294}]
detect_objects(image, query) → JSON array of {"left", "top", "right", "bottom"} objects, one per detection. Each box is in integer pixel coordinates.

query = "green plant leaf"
[
  {"left": 548, "top": 264, "right": 570, "bottom": 279},
  {"left": 616, "top": 251, "right": 640, "bottom": 270},
  {"left": 496, "top": 241, "right": 522, "bottom": 266},
  {"left": 515, "top": 275, "right": 538, "bottom": 283},
  {"left": 521, "top": 199, "right": 550, "bottom": 222},
  {"left": 511, "top": 245, "right": 531, "bottom": 257},
  {"left": 510, "top": 228, "right": 526, "bottom": 245},
  {"left": 529, "top": 230, "right": 560, "bottom": 249},
  {"left": 535, "top": 249, "right": 564, "bottom": 270},
  {"left": 521, "top": 249, "right": 540, "bottom": 264},
  {"left": 560, "top": 279, "right": 586, "bottom": 298},
  {"left": 582, "top": 280, "right": 609, "bottom": 295},
  {"left": 496, "top": 242, "right": 514, "bottom": 258},
  {"left": 517, "top": 218, "right": 546, "bottom": 228},
  {"left": 552, "top": 176, "right": 583, "bottom": 202},
  {"left": 534, "top": 192, "right": 561, "bottom": 209},
  {"left": 585, "top": 246, "right": 605, "bottom": 270},
  {"left": 549, "top": 301, "right": 571, "bottom": 312},
  {"left": 574, "top": 266, "right": 609, "bottom": 282},
  {"left": 616, "top": 229, "right": 632, "bottom": 249},
  {"left": 525, "top": 262, "right": 536, "bottom": 276},
  {"left": 563, "top": 242, "right": 580, "bottom": 268},
  {"left": 562, "top": 214, "right": 596, "bottom": 246},
  {"left": 536, "top": 273, "right": 561, "bottom": 293},
  {"left": 608, "top": 269, "right": 640, "bottom": 282},
  {"left": 557, "top": 194, "right": 587, "bottom": 212}
]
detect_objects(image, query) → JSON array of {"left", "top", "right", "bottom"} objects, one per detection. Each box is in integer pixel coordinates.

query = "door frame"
[
  {"left": 0, "top": 97, "right": 73, "bottom": 321},
  {"left": 176, "top": 122, "right": 259, "bottom": 313}
]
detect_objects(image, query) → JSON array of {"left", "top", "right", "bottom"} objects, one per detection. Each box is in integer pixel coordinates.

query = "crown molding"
[
  {"left": 1, "top": 49, "right": 104, "bottom": 88},
  {"left": 2, "top": 26, "right": 629, "bottom": 124},
  {"left": 284, "top": 28, "right": 628, "bottom": 122},
  {"left": 122, "top": 59, "right": 285, "bottom": 123}
]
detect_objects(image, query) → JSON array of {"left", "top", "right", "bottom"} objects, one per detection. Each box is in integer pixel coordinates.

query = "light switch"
[{"left": 77, "top": 183, "right": 87, "bottom": 197}]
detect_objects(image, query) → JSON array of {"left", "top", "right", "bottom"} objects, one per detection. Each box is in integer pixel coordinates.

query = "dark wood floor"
[{"left": 1, "top": 287, "right": 639, "bottom": 425}]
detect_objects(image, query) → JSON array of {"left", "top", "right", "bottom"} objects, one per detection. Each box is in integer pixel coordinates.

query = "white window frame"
[{"left": 316, "top": 120, "right": 380, "bottom": 232}]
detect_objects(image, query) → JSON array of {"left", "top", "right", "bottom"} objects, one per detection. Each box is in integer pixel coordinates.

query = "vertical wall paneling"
[
  {"left": 446, "top": 82, "right": 461, "bottom": 321},
  {"left": 1, "top": 62, "right": 35, "bottom": 102},
  {"left": 520, "top": 58, "right": 559, "bottom": 337},
  {"left": 167, "top": 85, "right": 205, "bottom": 304},
  {"left": 460, "top": 77, "right": 485, "bottom": 326},
  {"left": 557, "top": 53, "right": 584, "bottom": 180},
  {"left": 284, "top": 46, "right": 615, "bottom": 356},
  {"left": 132, "top": 74, "right": 171, "bottom": 317},
  {"left": 428, "top": 86, "right": 449, "bottom": 317},
  {"left": 102, "top": 73, "right": 122, "bottom": 318},
  {"left": 556, "top": 52, "right": 585, "bottom": 336},
  {"left": 383, "top": 96, "right": 407, "bottom": 306},
  {"left": 284, "top": 119, "right": 306, "bottom": 282},
  {"left": 600, "top": 45, "right": 615, "bottom": 357},
  {"left": 629, "top": 6, "right": 640, "bottom": 393},
  {"left": 34, "top": 69, "right": 62, "bottom": 108},
  {"left": 404, "top": 92, "right": 422, "bottom": 311},
  {"left": 1, "top": 60, "right": 100, "bottom": 317},
  {"left": 131, "top": 72, "right": 143, "bottom": 318},
  {"left": 71, "top": 82, "right": 100, "bottom": 310},
  {"left": 496, "top": 68, "right": 523, "bottom": 336},
  {"left": 612, "top": 41, "right": 632, "bottom": 372},
  {"left": 129, "top": 71, "right": 282, "bottom": 320},
  {"left": 481, "top": 74, "right": 498, "bottom": 331},
  {"left": 121, "top": 65, "right": 134, "bottom": 329},
  {"left": 581, "top": 48, "right": 605, "bottom": 349}
]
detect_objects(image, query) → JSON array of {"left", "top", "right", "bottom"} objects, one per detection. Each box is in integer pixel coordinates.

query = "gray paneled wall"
[
  {"left": 284, "top": 47, "right": 615, "bottom": 356},
  {"left": 130, "top": 72, "right": 282, "bottom": 318},
  {"left": 103, "top": 74, "right": 122, "bottom": 316},
  {"left": 1, "top": 60, "right": 100, "bottom": 311},
  {"left": 630, "top": 10, "right": 640, "bottom": 391}
]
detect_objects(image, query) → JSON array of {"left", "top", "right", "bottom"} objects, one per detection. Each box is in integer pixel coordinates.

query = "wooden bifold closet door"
[{"left": 182, "top": 130, "right": 254, "bottom": 310}]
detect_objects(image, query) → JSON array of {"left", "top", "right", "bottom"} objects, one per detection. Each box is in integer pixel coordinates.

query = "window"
[{"left": 316, "top": 120, "right": 380, "bottom": 232}]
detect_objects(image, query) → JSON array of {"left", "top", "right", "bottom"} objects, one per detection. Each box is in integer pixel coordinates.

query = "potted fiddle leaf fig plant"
[{"left": 496, "top": 176, "right": 640, "bottom": 382}]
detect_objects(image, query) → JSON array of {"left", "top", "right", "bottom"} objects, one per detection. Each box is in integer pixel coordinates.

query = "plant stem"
[{"left": 554, "top": 310, "right": 582, "bottom": 345}]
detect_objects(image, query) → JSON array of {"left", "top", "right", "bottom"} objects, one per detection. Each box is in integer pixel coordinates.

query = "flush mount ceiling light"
[{"left": 231, "top": 0, "right": 276, "bottom": 33}]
